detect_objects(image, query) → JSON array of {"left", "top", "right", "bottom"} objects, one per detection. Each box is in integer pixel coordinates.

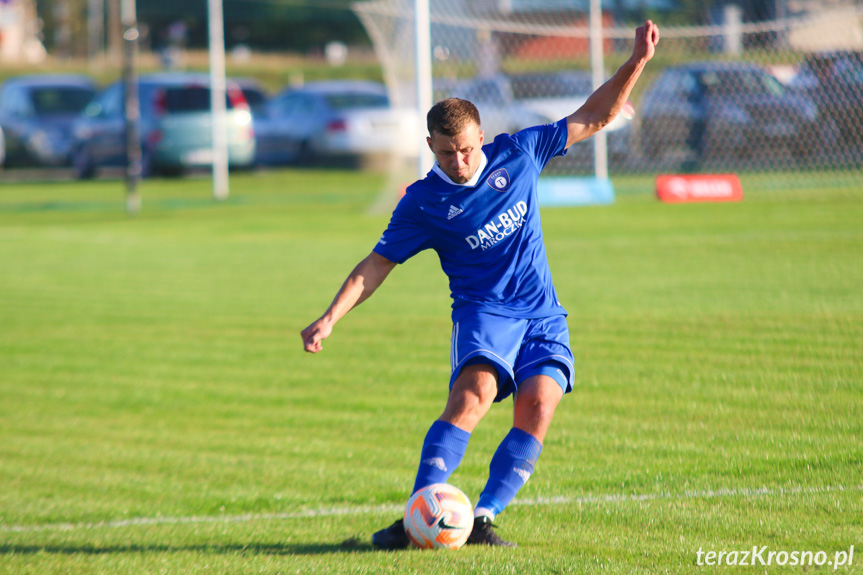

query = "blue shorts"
[{"left": 450, "top": 313, "right": 574, "bottom": 402}]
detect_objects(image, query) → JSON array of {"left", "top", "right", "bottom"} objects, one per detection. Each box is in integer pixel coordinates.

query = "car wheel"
[
  {"left": 73, "top": 146, "right": 95, "bottom": 180},
  {"left": 790, "top": 129, "right": 816, "bottom": 162},
  {"left": 297, "top": 139, "right": 316, "bottom": 166},
  {"left": 837, "top": 121, "right": 861, "bottom": 147},
  {"left": 817, "top": 117, "right": 840, "bottom": 157},
  {"left": 641, "top": 133, "right": 662, "bottom": 160},
  {"left": 155, "top": 165, "right": 184, "bottom": 178},
  {"left": 140, "top": 146, "right": 154, "bottom": 178},
  {"left": 638, "top": 122, "right": 654, "bottom": 158}
]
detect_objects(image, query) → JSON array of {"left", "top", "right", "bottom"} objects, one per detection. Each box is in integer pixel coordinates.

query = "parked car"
[
  {"left": 232, "top": 77, "right": 269, "bottom": 118},
  {"left": 512, "top": 71, "right": 634, "bottom": 159},
  {"left": 639, "top": 62, "right": 820, "bottom": 162},
  {"left": 71, "top": 73, "right": 255, "bottom": 178},
  {"left": 790, "top": 51, "right": 863, "bottom": 147},
  {"left": 0, "top": 75, "right": 96, "bottom": 167},
  {"left": 254, "top": 80, "right": 420, "bottom": 167},
  {"left": 230, "top": 78, "right": 273, "bottom": 166},
  {"left": 448, "top": 75, "right": 550, "bottom": 139},
  {"left": 446, "top": 71, "right": 634, "bottom": 159}
]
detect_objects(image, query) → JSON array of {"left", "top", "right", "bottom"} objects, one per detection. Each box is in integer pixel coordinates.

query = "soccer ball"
[{"left": 404, "top": 483, "right": 473, "bottom": 550}]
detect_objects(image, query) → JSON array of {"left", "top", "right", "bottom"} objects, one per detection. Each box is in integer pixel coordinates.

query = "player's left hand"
[
  {"left": 632, "top": 20, "right": 660, "bottom": 63},
  {"left": 301, "top": 318, "right": 332, "bottom": 353}
]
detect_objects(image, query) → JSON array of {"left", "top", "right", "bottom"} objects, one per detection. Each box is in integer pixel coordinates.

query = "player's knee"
[
  {"left": 447, "top": 383, "right": 495, "bottom": 416},
  {"left": 518, "top": 395, "right": 557, "bottom": 424},
  {"left": 514, "top": 379, "right": 562, "bottom": 423}
]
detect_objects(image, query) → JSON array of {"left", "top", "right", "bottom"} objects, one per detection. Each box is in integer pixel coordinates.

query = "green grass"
[{"left": 1, "top": 169, "right": 861, "bottom": 573}]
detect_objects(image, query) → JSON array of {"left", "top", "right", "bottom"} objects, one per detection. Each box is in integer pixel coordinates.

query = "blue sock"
[
  {"left": 475, "top": 428, "right": 543, "bottom": 519},
  {"left": 412, "top": 421, "right": 471, "bottom": 495}
]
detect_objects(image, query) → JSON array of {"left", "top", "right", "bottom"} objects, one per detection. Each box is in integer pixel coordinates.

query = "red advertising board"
[{"left": 656, "top": 174, "right": 743, "bottom": 203}]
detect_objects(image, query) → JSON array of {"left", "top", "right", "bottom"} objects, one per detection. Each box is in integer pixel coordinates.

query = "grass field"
[{"left": 1, "top": 169, "right": 861, "bottom": 574}]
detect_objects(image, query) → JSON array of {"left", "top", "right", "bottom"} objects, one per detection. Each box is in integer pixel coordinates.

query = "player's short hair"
[{"left": 427, "top": 98, "right": 481, "bottom": 137}]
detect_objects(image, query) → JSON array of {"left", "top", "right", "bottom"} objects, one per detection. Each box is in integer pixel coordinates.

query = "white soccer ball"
[{"left": 403, "top": 483, "right": 474, "bottom": 550}]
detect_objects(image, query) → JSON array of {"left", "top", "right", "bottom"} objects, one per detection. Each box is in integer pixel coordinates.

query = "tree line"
[{"left": 35, "top": 0, "right": 370, "bottom": 57}]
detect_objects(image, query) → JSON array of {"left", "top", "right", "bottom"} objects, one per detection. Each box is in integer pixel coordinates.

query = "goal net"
[{"left": 353, "top": 0, "right": 863, "bottom": 193}]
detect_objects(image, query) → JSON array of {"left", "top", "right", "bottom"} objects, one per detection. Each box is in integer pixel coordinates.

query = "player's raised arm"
[
  {"left": 301, "top": 251, "right": 396, "bottom": 353},
  {"left": 565, "top": 19, "right": 660, "bottom": 149}
]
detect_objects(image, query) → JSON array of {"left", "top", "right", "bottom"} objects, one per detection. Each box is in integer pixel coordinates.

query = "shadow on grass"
[{"left": 0, "top": 538, "right": 390, "bottom": 556}]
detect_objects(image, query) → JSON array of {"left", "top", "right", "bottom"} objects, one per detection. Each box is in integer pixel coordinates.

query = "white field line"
[{"left": 2, "top": 484, "right": 860, "bottom": 534}]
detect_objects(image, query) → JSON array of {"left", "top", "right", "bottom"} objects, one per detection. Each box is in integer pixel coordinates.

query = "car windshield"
[
  {"left": 701, "top": 70, "right": 786, "bottom": 98},
  {"left": 30, "top": 87, "right": 94, "bottom": 115},
  {"left": 834, "top": 59, "right": 863, "bottom": 85},
  {"left": 323, "top": 92, "right": 388, "bottom": 110},
  {"left": 163, "top": 86, "right": 240, "bottom": 112},
  {"left": 241, "top": 89, "right": 267, "bottom": 111},
  {"left": 510, "top": 75, "right": 593, "bottom": 100}
]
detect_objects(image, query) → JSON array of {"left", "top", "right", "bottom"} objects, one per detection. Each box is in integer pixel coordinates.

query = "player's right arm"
[
  {"left": 564, "top": 20, "right": 659, "bottom": 149},
  {"left": 301, "top": 251, "right": 396, "bottom": 353}
]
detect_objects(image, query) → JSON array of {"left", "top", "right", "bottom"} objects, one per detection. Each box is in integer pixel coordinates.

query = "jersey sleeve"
[
  {"left": 372, "top": 193, "right": 433, "bottom": 264},
  {"left": 509, "top": 117, "right": 569, "bottom": 172}
]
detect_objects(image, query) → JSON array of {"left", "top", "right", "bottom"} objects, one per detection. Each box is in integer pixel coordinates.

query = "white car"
[
  {"left": 449, "top": 75, "right": 550, "bottom": 139},
  {"left": 255, "top": 80, "right": 420, "bottom": 167}
]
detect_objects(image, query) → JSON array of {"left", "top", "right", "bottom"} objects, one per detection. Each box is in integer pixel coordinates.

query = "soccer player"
[{"left": 301, "top": 20, "right": 659, "bottom": 548}]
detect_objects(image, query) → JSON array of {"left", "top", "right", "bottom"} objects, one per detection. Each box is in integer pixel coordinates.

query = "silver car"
[
  {"left": 254, "top": 80, "right": 419, "bottom": 167},
  {"left": 72, "top": 73, "right": 255, "bottom": 178}
]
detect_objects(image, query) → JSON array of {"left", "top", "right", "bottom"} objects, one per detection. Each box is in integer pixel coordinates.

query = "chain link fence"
[{"left": 354, "top": 0, "right": 863, "bottom": 190}]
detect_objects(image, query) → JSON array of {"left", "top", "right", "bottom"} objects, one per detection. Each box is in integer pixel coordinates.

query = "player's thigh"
[
  {"left": 450, "top": 313, "right": 527, "bottom": 402},
  {"left": 513, "top": 315, "right": 574, "bottom": 396},
  {"left": 442, "top": 362, "right": 499, "bottom": 427}
]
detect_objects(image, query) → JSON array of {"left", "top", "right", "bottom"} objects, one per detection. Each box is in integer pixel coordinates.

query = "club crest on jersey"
[{"left": 486, "top": 168, "right": 511, "bottom": 192}]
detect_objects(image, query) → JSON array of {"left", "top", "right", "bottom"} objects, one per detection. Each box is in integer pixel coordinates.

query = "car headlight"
[
  {"left": 800, "top": 101, "right": 818, "bottom": 122},
  {"left": 233, "top": 109, "right": 252, "bottom": 127},
  {"left": 74, "top": 126, "right": 93, "bottom": 139},
  {"left": 28, "top": 129, "right": 52, "bottom": 152}
]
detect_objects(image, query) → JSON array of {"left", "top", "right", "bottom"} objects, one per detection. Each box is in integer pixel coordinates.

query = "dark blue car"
[
  {"left": 639, "top": 62, "right": 820, "bottom": 164},
  {"left": 0, "top": 75, "right": 96, "bottom": 167}
]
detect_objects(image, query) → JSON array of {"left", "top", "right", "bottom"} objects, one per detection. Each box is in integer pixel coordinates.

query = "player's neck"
[{"left": 432, "top": 152, "right": 488, "bottom": 188}]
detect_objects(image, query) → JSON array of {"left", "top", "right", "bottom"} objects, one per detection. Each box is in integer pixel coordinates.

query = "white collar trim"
[{"left": 431, "top": 151, "right": 488, "bottom": 188}]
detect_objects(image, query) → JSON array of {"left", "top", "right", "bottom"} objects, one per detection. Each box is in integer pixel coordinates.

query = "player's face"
[{"left": 427, "top": 123, "right": 485, "bottom": 184}]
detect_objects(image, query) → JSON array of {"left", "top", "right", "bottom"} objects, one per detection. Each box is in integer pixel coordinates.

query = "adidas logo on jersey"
[{"left": 447, "top": 205, "right": 464, "bottom": 220}]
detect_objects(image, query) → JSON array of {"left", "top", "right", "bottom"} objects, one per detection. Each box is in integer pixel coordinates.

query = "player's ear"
[{"left": 426, "top": 135, "right": 434, "bottom": 153}]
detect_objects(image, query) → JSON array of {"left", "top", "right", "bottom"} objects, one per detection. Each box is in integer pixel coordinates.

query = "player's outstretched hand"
[
  {"left": 632, "top": 20, "right": 660, "bottom": 64},
  {"left": 301, "top": 318, "right": 332, "bottom": 353}
]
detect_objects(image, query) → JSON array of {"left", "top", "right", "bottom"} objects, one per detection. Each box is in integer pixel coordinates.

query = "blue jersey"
[{"left": 373, "top": 118, "right": 569, "bottom": 322}]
